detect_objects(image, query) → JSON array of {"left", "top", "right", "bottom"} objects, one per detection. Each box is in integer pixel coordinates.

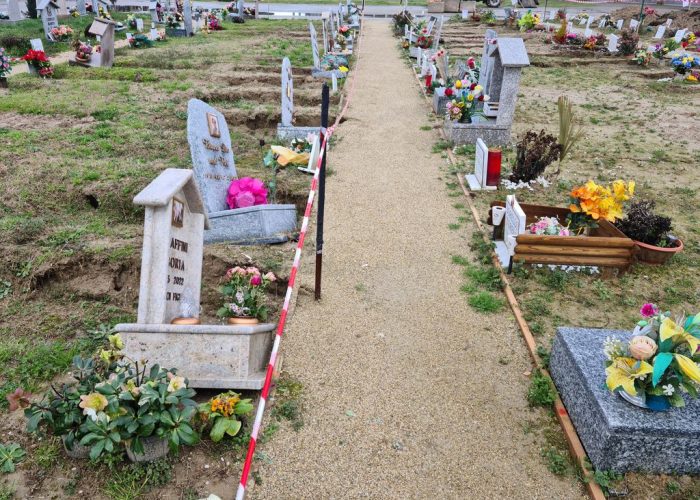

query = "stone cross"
[
  {"left": 309, "top": 22, "right": 321, "bottom": 70},
  {"left": 149, "top": 0, "right": 157, "bottom": 22},
  {"left": 132, "top": 168, "right": 208, "bottom": 324},
  {"left": 608, "top": 34, "right": 618, "bottom": 53},
  {"left": 615, "top": 19, "right": 623, "bottom": 30},
  {"left": 88, "top": 18, "right": 116, "bottom": 68},
  {"left": 76, "top": 0, "right": 85, "bottom": 15},
  {"left": 504, "top": 194, "right": 525, "bottom": 256},
  {"left": 653, "top": 25, "right": 666, "bottom": 39},
  {"left": 37, "top": 0, "right": 59, "bottom": 41},
  {"left": 8, "top": 0, "right": 23, "bottom": 22},
  {"left": 187, "top": 99, "right": 238, "bottom": 215},
  {"left": 477, "top": 29, "right": 498, "bottom": 90},
  {"left": 183, "top": 0, "right": 193, "bottom": 35},
  {"left": 280, "top": 57, "right": 294, "bottom": 127}
]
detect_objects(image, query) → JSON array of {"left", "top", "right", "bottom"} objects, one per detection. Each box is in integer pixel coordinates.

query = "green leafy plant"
[
  {"left": 527, "top": 370, "right": 557, "bottom": 407},
  {"left": 217, "top": 266, "right": 276, "bottom": 321},
  {"left": 593, "top": 469, "right": 623, "bottom": 495},
  {"left": 557, "top": 96, "right": 584, "bottom": 163},
  {"left": 197, "top": 391, "right": 253, "bottom": 442},
  {"left": 0, "top": 443, "right": 25, "bottom": 473},
  {"left": 468, "top": 292, "right": 504, "bottom": 313},
  {"left": 541, "top": 447, "right": 569, "bottom": 475}
]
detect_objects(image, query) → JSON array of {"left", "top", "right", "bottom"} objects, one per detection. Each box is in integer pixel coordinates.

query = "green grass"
[
  {"left": 527, "top": 370, "right": 557, "bottom": 408},
  {"left": 468, "top": 292, "right": 504, "bottom": 313}
]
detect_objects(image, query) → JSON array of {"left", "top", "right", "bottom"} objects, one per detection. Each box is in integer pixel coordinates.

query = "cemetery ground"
[
  {"left": 0, "top": 18, "right": 335, "bottom": 498},
  {"left": 424, "top": 15, "right": 700, "bottom": 499}
]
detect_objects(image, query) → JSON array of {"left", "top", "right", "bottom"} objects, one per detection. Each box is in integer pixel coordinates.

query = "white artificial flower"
[{"left": 662, "top": 384, "right": 675, "bottom": 396}]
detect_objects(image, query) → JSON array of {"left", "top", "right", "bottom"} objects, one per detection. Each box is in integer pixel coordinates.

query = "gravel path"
[{"left": 251, "top": 21, "right": 584, "bottom": 500}]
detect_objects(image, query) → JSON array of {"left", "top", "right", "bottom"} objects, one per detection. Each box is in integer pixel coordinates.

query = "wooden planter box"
[{"left": 489, "top": 201, "right": 636, "bottom": 275}]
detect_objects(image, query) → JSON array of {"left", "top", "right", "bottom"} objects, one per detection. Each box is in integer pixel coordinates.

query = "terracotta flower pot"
[
  {"left": 75, "top": 55, "right": 90, "bottom": 63},
  {"left": 171, "top": 317, "right": 201, "bottom": 325},
  {"left": 228, "top": 317, "right": 260, "bottom": 325},
  {"left": 126, "top": 436, "right": 169, "bottom": 462},
  {"left": 634, "top": 238, "right": 683, "bottom": 265}
]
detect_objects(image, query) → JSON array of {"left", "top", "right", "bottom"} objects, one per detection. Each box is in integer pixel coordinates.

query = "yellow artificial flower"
[
  {"left": 606, "top": 357, "right": 653, "bottom": 396},
  {"left": 338, "top": 66, "right": 349, "bottom": 73},
  {"left": 108, "top": 334, "right": 124, "bottom": 350},
  {"left": 467, "top": 93, "right": 474, "bottom": 101},
  {"left": 474, "top": 84, "right": 483, "bottom": 92},
  {"left": 660, "top": 317, "right": 700, "bottom": 354},
  {"left": 675, "top": 354, "right": 700, "bottom": 384},
  {"left": 455, "top": 80, "right": 462, "bottom": 89},
  {"left": 688, "top": 74, "right": 698, "bottom": 82}
]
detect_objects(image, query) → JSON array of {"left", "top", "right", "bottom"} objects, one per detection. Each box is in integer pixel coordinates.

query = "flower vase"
[
  {"left": 126, "top": 436, "right": 169, "bottom": 462},
  {"left": 228, "top": 317, "right": 260, "bottom": 326},
  {"left": 618, "top": 391, "right": 671, "bottom": 412},
  {"left": 460, "top": 115, "right": 473, "bottom": 124}
]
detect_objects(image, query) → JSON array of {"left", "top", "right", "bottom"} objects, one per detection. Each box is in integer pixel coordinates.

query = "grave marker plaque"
[
  {"left": 187, "top": 99, "right": 238, "bottom": 215},
  {"left": 8, "top": 0, "right": 23, "bottom": 21},
  {"left": 608, "top": 34, "right": 618, "bottom": 53},
  {"left": 136, "top": 18, "right": 144, "bottom": 31},
  {"left": 615, "top": 19, "right": 623, "bottom": 30},
  {"left": 504, "top": 195, "right": 525, "bottom": 256},
  {"left": 465, "top": 138, "right": 496, "bottom": 191},
  {"left": 629, "top": 19, "right": 638, "bottom": 31},
  {"left": 674, "top": 29, "right": 687, "bottom": 43},
  {"left": 30, "top": 39, "right": 45, "bottom": 51},
  {"left": 37, "top": 0, "right": 59, "bottom": 41},
  {"left": 280, "top": 57, "right": 294, "bottom": 127},
  {"left": 653, "top": 25, "right": 665, "bottom": 39}
]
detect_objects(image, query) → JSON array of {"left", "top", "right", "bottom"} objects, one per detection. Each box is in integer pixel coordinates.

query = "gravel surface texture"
[{"left": 250, "top": 20, "right": 584, "bottom": 500}]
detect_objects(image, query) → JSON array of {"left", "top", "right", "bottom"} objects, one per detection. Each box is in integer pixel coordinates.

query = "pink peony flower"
[
  {"left": 264, "top": 272, "right": 276, "bottom": 282},
  {"left": 640, "top": 303, "right": 658, "bottom": 318},
  {"left": 250, "top": 275, "right": 262, "bottom": 286},
  {"left": 629, "top": 336, "right": 657, "bottom": 361},
  {"left": 227, "top": 177, "right": 268, "bottom": 210}
]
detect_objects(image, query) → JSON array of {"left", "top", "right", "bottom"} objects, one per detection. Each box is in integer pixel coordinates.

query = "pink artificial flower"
[
  {"left": 250, "top": 275, "right": 262, "bottom": 286},
  {"left": 264, "top": 272, "right": 276, "bottom": 282},
  {"left": 246, "top": 266, "right": 261, "bottom": 276},
  {"left": 467, "top": 57, "right": 476, "bottom": 69},
  {"left": 227, "top": 177, "right": 268, "bottom": 209},
  {"left": 640, "top": 303, "right": 658, "bottom": 318}
]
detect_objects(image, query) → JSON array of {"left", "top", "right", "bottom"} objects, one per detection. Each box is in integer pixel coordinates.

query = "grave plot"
[
  {"left": 424, "top": 13, "right": 700, "bottom": 499},
  {"left": 0, "top": 18, "right": 351, "bottom": 497}
]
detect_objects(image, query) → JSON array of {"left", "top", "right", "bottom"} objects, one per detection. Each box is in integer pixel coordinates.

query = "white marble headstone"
[
  {"left": 30, "top": 39, "right": 45, "bottom": 51},
  {"left": 665, "top": 18, "right": 672, "bottom": 28},
  {"left": 608, "top": 33, "right": 618, "bottom": 53},
  {"left": 149, "top": 0, "right": 158, "bottom": 22},
  {"left": 674, "top": 29, "right": 687, "bottom": 43},
  {"left": 184, "top": 0, "right": 193, "bottom": 35},
  {"left": 598, "top": 18, "right": 606, "bottom": 29},
  {"left": 280, "top": 57, "right": 294, "bottom": 127},
  {"left": 76, "top": 0, "right": 85, "bottom": 15},
  {"left": 132, "top": 169, "right": 208, "bottom": 324},
  {"left": 504, "top": 195, "right": 525, "bottom": 256},
  {"left": 186, "top": 99, "right": 238, "bottom": 215},
  {"left": 136, "top": 18, "right": 144, "bottom": 31},
  {"left": 653, "top": 25, "right": 666, "bottom": 39},
  {"left": 615, "top": 19, "right": 623, "bottom": 30},
  {"left": 629, "top": 19, "right": 639, "bottom": 31}
]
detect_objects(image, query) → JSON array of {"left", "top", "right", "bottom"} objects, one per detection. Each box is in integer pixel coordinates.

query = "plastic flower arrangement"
[
  {"left": 22, "top": 49, "right": 54, "bottom": 78},
  {"left": 335, "top": 32, "right": 348, "bottom": 50},
  {"left": 50, "top": 25, "right": 74, "bottom": 41},
  {"left": 75, "top": 42, "right": 93, "bottom": 61},
  {"left": 128, "top": 34, "right": 154, "bottom": 48},
  {"left": 634, "top": 49, "right": 651, "bottom": 66},
  {"left": 415, "top": 29, "right": 433, "bottom": 49},
  {"left": 517, "top": 11, "right": 541, "bottom": 32},
  {"left": 0, "top": 48, "right": 12, "bottom": 79},
  {"left": 339, "top": 25, "right": 351, "bottom": 38},
  {"left": 604, "top": 304, "right": 700, "bottom": 411},
  {"left": 686, "top": 70, "right": 699, "bottom": 83},
  {"left": 526, "top": 216, "right": 570, "bottom": 236},
  {"left": 208, "top": 14, "right": 224, "bottom": 30},
  {"left": 671, "top": 55, "right": 700, "bottom": 76},
  {"left": 165, "top": 13, "right": 181, "bottom": 28},
  {"left": 445, "top": 81, "right": 488, "bottom": 124},
  {"left": 97, "top": 6, "right": 112, "bottom": 19},
  {"left": 126, "top": 14, "right": 137, "bottom": 28},
  {"left": 290, "top": 134, "right": 315, "bottom": 154},
  {"left": 197, "top": 391, "right": 254, "bottom": 442},
  {"left": 217, "top": 266, "right": 276, "bottom": 321},
  {"left": 227, "top": 177, "right": 268, "bottom": 209},
  {"left": 681, "top": 31, "right": 696, "bottom": 49},
  {"left": 567, "top": 179, "right": 634, "bottom": 233}
]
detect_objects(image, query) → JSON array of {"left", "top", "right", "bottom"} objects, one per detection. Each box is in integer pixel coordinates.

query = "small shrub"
[
  {"left": 0, "top": 35, "right": 31, "bottom": 53},
  {"left": 618, "top": 29, "right": 639, "bottom": 56},
  {"left": 527, "top": 370, "right": 556, "bottom": 407},
  {"left": 510, "top": 130, "right": 562, "bottom": 183},
  {"left": 593, "top": 470, "right": 623, "bottom": 495},
  {"left": 541, "top": 447, "right": 569, "bottom": 475},
  {"left": 615, "top": 200, "right": 673, "bottom": 246}
]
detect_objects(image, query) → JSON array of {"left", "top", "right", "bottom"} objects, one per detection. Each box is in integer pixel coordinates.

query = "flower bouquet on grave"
[
  {"left": 22, "top": 50, "right": 54, "bottom": 78},
  {"left": 128, "top": 34, "right": 155, "bottom": 49},
  {"left": 339, "top": 25, "right": 352, "bottom": 39},
  {"left": 565, "top": 33, "right": 584, "bottom": 46},
  {"left": 126, "top": 14, "right": 138, "bottom": 29},
  {"left": 415, "top": 30, "right": 433, "bottom": 49},
  {"left": 165, "top": 13, "right": 181, "bottom": 28},
  {"left": 553, "top": 20, "right": 567, "bottom": 45},
  {"left": 604, "top": 304, "right": 700, "bottom": 411},
  {"left": 335, "top": 33, "right": 348, "bottom": 51},
  {"left": 75, "top": 42, "right": 93, "bottom": 62},
  {"left": 566, "top": 179, "right": 634, "bottom": 235},
  {"left": 50, "top": 25, "right": 74, "bottom": 42},
  {"left": 634, "top": 49, "right": 651, "bottom": 66},
  {"left": 217, "top": 266, "right": 277, "bottom": 324},
  {"left": 526, "top": 216, "right": 571, "bottom": 236},
  {"left": 208, "top": 14, "right": 224, "bottom": 31},
  {"left": 555, "top": 9, "right": 567, "bottom": 22},
  {"left": 227, "top": 177, "right": 268, "bottom": 209},
  {"left": 445, "top": 81, "right": 488, "bottom": 124},
  {"left": 517, "top": 11, "right": 541, "bottom": 32},
  {"left": 671, "top": 55, "right": 700, "bottom": 76},
  {"left": 0, "top": 48, "right": 11, "bottom": 88},
  {"left": 225, "top": 1, "right": 236, "bottom": 12},
  {"left": 321, "top": 53, "right": 349, "bottom": 71},
  {"left": 290, "top": 134, "right": 315, "bottom": 154},
  {"left": 98, "top": 6, "right": 112, "bottom": 20},
  {"left": 196, "top": 391, "right": 253, "bottom": 442}
]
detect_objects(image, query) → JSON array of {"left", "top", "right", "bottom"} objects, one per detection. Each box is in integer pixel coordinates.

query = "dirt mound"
[{"left": 610, "top": 6, "right": 700, "bottom": 32}]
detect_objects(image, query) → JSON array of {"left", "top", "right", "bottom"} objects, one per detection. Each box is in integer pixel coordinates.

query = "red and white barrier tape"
[{"left": 235, "top": 11, "right": 364, "bottom": 500}]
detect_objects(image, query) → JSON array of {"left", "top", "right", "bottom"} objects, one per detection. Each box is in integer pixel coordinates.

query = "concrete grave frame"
[
  {"left": 444, "top": 37, "right": 529, "bottom": 146},
  {"left": 187, "top": 99, "right": 298, "bottom": 245},
  {"left": 310, "top": 21, "right": 346, "bottom": 80},
  {"left": 70, "top": 17, "right": 116, "bottom": 68},
  {"left": 277, "top": 57, "right": 320, "bottom": 140},
  {"left": 117, "top": 168, "right": 276, "bottom": 390}
]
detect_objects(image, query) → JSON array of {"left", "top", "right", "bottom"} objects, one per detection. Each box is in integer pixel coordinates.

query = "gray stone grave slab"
[
  {"left": 183, "top": 0, "right": 192, "bottom": 35},
  {"left": 84, "top": 18, "right": 115, "bottom": 68},
  {"left": 477, "top": 29, "right": 497, "bottom": 91},
  {"left": 187, "top": 99, "right": 298, "bottom": 245},
  {"left": 117, "top": 168, "right": 276, "bottom": 390},
  {"left": 551, "top": 327, "right": 700, "bottom": 474},
  {"left": 37, "top": 0, "right": 59, "bottom": 41},
  {"left": 149, "top": 0, "right": 158, "bottom": 22},
  {"left": 91, "top": 0, "right": 97, "bottom": 14},
  {"left": 76, "top": 0, "right": 85, "bottom": 15}
]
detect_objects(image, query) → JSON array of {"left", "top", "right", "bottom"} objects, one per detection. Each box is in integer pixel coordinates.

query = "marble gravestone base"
[
  {"left": 276, "top": 124, "right": 320, "bottom": 141},
  {"left": 432, "top": 92, "right": 451, "bottom": 116},
  {"left": 205, "top": 204, "right": 298, "bottom": 245},
  {"left": 117, "top": 322, "right": 276, "bottom": 390},
  {"left": 550, "top": 327, "right": 700, "bottom": 474},
  {"left": 443, "top": 118, "right": 511, "bottom": 146}
]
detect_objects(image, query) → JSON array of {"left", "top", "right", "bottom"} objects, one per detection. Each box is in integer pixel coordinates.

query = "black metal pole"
[{"left": 315, "top": 83, "right": 330, "bottom": 301}]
